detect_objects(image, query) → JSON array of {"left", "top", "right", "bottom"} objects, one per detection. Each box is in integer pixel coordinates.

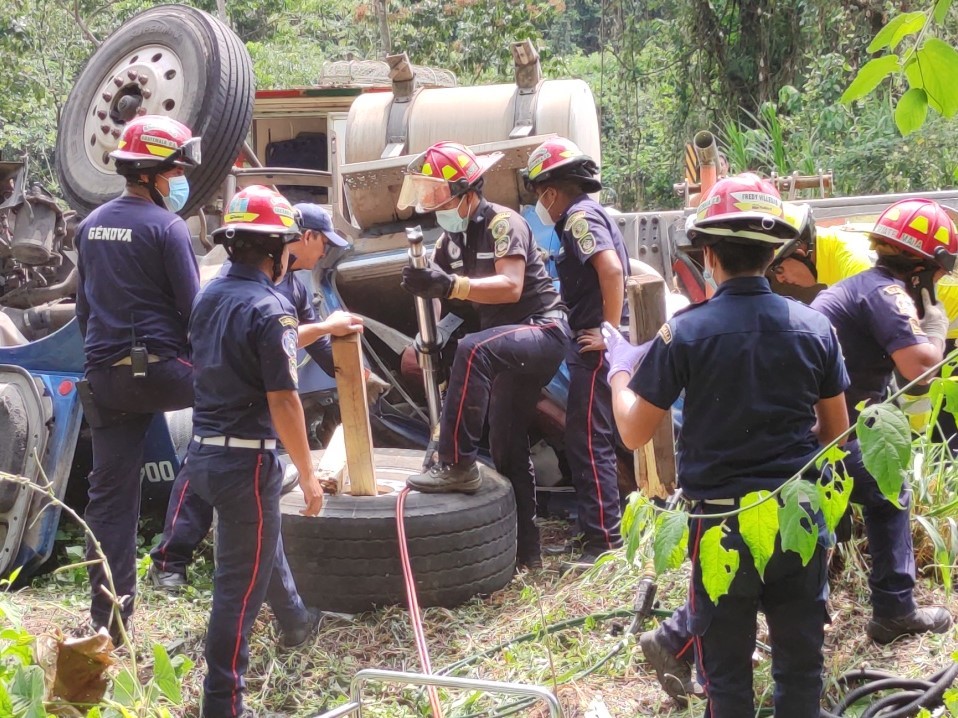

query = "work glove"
[
  {"left": 919, "top": 289, "right": 948, "bottom": 350},
  {"left": 401, "top": 265, "right": 471, "bottom": 300},
  {"left": 600, "top": 321, "right": 652, "bottom": 382}
]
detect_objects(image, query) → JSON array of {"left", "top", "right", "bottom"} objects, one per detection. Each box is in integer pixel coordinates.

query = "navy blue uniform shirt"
[
  {"left": 76, "top": 195, "right": 199, "bottom": 369},
  {"left": 631, "top": 276, "right": 849, "bottom": 500},
  {"left": 555, "top": 195, "right": 630, "bottom": 331},
  {"left": 811, "top": 266, "right": 929, "bottom": 421},
  {"left": 432, "top": 199, "right": 563, "bottom": 329},
  {"left": 190, "top": 263, "right": 299, "bottom": 439}
]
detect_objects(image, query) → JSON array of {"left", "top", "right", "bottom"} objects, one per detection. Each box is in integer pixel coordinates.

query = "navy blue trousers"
[
  {"left": 565, "top": 346, "right": 621, "bottom": 552},
  {"left": 84, "top": 358, "right": 193, "bottom": 629},
  {"left": 150, "top": 466, "right": 213, "bottom": 576},
  {"left": 688, "top": 510, "right": 827, "bottom": 718},
  {"left": 184, "top": 444, "right": 309, "bottom": 718},
  {"left": 437, "top": 319, "right": 568, "bottom": 557}
]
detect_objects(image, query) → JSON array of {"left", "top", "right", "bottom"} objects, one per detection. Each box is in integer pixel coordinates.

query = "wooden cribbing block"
[
  {"left": 317, "top": 424, "right": 348, "bottom": 494},
  {"left": 331, "top": 333, "right": 377, "bottom": 496},
  {"left": 626, "top": 274, "right": 676, "bottom": 499}
]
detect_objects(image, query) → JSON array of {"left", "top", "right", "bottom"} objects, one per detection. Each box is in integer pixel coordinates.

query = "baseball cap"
[{"left": 294, "top": 203, "right": 350, "bottom": 247}]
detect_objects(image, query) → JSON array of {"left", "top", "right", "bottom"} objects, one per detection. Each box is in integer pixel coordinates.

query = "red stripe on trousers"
[
  {"left": 585, "top": 356, "right": 612, "bottom": 546},
  {"left": 156, "top": 476, "right": 191, "bottom": 571},
  {"left": 229, "top": 453, "right": 265, "bottom": 717},
  {"left": 689, "top": 518, "right": 711, "bottom": 703},
  {"left": 451, "top": 322, "right": 557, "bottom": 463}
]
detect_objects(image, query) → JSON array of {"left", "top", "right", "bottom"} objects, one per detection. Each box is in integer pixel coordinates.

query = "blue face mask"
[
  {"left": 162, "top": 175, "right": 190, "bottom": 213},
  {"left": 703, "top": 263, "right": 718, "bottom": 290},
  {"left": 435, "top": 197, "right": 469, "bottom": 234}
]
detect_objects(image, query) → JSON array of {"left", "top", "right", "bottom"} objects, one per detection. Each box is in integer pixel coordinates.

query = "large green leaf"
[
  {"left": 856, "top": 403, "right": 911, "bottom": 508},
  {"left": 698, "top": 525, "right": 740, "bottom": 603},
  {"left": 152, "top": 643, "right": 181, "bottom": 704},
  {"left": 112, "top": 667, "right": 138, "bottom": 707},
  {"left": 895, "top": 87, "right": 928, "bottom": 135},
  {"left": 779, "top": 483, "right": 817, "bottom": 565},
  {"left": 9, "top": 665, "right": 45, "bottom": 718},
  {"left": 912, "top": 39, "right": 958, "bottom": 118},
  {"left": 815, "top": 444, "right": 849, "bottom": 471},
  {"left": 934, "top": 0, "right": 953, "bottom": 24},
  {"left": 841, "top": 55, "right": 900, "bottom": 103},
  {"left": 867, "top": 12, "right": 925, "bottom": 53},
  {"left": 738, "top": 491, "right": 779, "bottom": 580},
  {"left": 817, "top": 468, "right": 853, "bottom": 534},
  {"left": 653, "top": 511, "right": 688, "bottom": 574}
]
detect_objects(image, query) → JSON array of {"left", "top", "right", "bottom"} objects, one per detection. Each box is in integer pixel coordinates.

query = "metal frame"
[{"left": 311, "top": 668, "right": 565, "bottom": 718}]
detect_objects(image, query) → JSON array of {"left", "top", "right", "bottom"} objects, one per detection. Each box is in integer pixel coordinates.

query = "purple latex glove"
[{"left": 601, "top": 321, "right": 652, "bottom": 381}]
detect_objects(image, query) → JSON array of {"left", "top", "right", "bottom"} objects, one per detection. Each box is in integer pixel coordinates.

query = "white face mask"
[
  {"left": 535, "top": 191, "right": 556, "bottom": 227},
  {"left": 703, "top": 254, "right": 718, "bottom": 290},
  {"left": 435, "top": 196, "right": 469, "bottom": 234}
]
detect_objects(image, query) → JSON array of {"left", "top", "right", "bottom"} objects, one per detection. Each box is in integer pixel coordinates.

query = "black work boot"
[
  {"left": 406, "top": 462, "right": 481, "bottom": 494},
  {"left": 148, "top": 564, "right": 187, "bottom": 591},
  {"left": 640, "top": 628, "right": 700, "bottom": 706},
  {"left": 278, "top": 610, "right": 324, "bottom": 651},
  {"left": 866, "top": 607, "right": 953, "bottom": 644}
]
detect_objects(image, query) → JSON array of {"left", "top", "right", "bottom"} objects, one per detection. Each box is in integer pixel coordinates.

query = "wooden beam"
[
  {"left": 317, "top": 424, "right": 348, "bottom": 494},
  {"left": 331, "top": 334, "right": 377, "bottom": 496},
  {"left": 626, "top": 275, "right": 676, "bottom": 499}
]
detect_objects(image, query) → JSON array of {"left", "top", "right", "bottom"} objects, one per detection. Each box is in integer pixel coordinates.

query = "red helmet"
[
  {"left": 397, "top": 141, "right": 502, "bottom": 212},
  {"left": 869, "top": 198, "right": 958, "bottom": 271},
  {"left": 523, "top": 138, "right": 601, "bottom": 193},
  {"left": 212, "top": 185, "right": 301, "bottom": 245},
  {"left": 109, "top": 115, "right": 201, "bottom": 173},
  {"left": 685, "top": 173, "right": 797, "bottom": 246}
]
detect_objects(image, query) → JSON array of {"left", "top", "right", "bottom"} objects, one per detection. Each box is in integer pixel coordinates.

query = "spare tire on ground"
[
  {"left": 56, "top": 4, "right": 254, "bottom": 218},
  {"left": 281, "top": 448, "right": 517, "bottom": 614}
]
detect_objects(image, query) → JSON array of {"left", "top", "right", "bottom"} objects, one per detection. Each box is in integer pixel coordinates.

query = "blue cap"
[{"left": 294, "top": 203, "right": 350, "bottom": 247}]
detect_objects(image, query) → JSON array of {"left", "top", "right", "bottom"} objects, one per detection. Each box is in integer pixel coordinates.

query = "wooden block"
[
  {"left": 331, "top": 334, "right": 377, "bottom": 496},
  {"left": 317, "top": 424, "right": 348, "bottom": 494},
  {"left": 626, "top": 275, "right": 676, "bottom": 499}
]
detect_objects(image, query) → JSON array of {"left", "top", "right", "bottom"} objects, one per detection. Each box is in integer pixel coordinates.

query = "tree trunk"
[
  {"left": 216, "top": 0, "right": 228, "bottom": 25},
  {"left": 375, "top": 0, "right": 392, "bottom": 56}
]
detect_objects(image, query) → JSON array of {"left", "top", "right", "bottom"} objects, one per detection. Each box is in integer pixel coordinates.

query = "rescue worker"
[
  {"left": 75, "top": 115, "right": 201, "bottom": 640},
  {"left": 607, "top": 173, "right": 850, "bottom": 718},
  {"left": 184, "top": 185, "right": 327, "bottom": 718},
  {"left": 148, "top": 203, "right": 367, "bottom": 589},
  {"left": 522, "top": 138, "right": 630, "bottom": 562},
  {"left": 397, "top": 141, "right": 570, "bottom": 568},
  {"left": 810, "top": 198, "right": 954, "bottom": 644}
]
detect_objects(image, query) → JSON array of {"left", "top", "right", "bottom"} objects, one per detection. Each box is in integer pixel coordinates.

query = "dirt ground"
[{"left": 8, "top": 520, "right": 958, "bottom": 718}]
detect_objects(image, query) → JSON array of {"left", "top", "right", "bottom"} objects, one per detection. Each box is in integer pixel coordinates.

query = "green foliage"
[
  {"left": 857, "top": 403, "right": 912, "bottom": 508},
  {"left": 652, "top": 511, "right": 688, "bottom": 574},
  {"left": 778, "top": 482, "right": 818, "bottom": 567},
  {"left": 738, "top": 491, "right": 779, "bottom": 580},
  {"left": 697, "top": 525, "right": 739, "bottom": 603}
]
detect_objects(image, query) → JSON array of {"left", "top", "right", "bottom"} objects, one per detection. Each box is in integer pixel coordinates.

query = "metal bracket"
[
  {"left": 510, "top": 40, "right": 543, "bottom": 139},
  {"left": 382, "top": 53, "right": 418, "bottom": 159},
  {"left": 311, "top": 668, "right": 565, "bottom": 718}
]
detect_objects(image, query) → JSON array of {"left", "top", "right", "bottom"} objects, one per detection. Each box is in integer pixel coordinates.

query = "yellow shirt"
[{"left": 817, "top": 224, "right": 958, "bottom": 339}]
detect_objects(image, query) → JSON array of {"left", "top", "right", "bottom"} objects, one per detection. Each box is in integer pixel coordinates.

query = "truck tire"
[
  {"left": 56, "top": 4, "right": 253, "bottom": 218},
  {"left": 280, "top": 449, "right": 517, "bottom": 614}
]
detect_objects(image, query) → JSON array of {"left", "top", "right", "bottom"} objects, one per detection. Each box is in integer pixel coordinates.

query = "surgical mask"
[
  {"left": 435, "top": 197, "right": 469, "bottom": 234},
  {"left": 535, "top": 192, "right": 556, "bottom": 227},
  {"left": 162, "top": 175, "right": 190, "bottom": 213},
  {"left": 703, "top": 263, "right": 718, "bottom": 290}
]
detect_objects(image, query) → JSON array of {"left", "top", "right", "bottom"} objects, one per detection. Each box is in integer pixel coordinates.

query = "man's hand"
[
  {"left": 401, "top": 265, "right": 454, "bottom": 299},
  {"left": 322, "top": 310, "right": 364, "bottom": 337},
  {"left": 919, "top": 289, "right": 948, "bottom": 351},
  {"left": 299, "top": 470, "right": 325, "bottom": 517},
  {"left": 601, "top": 321, "right": 651, "bottom": 381},
  {"left": 576, "top": 328, "right": 605, "bottom": 353}
]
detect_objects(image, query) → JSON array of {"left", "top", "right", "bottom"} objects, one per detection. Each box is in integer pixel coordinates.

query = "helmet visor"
[
  {"left": 172, "top": 136, "right": 202, "bottom": 167},
  {"left": 397, "top": 173, "right": 455, "bottom": 212}
]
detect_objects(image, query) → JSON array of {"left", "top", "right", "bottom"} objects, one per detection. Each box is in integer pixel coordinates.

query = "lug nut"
[
  {"left": 111, "top": 129, "right": 121, "bottom": 138},
  {"left": 100, "top": 124, "right": 110, "bottom": 134},
  {"left": 97, "top": 110, "right": 107, "bottom": 120},
  {"left": 128, "top": 69, "right": 138, "bottom": 80},
  {"left": 138, "top": 74, "right": 148, "bottom": 85},
  {"left": 101, "top": 91, "right": 112, "bottom": 102},
  {"left": 113, "top": 76, "right": 123, "bottom": 87},
  {"left": 141, "top": 89, "right": 152, "bottom": 99},
  {"left": 136, "top": 107, "right": 147, "bottom": 115}
]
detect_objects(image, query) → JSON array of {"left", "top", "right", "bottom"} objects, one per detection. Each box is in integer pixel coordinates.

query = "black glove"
[{"left": 401, "top": 265, "right": 454, "bottom": 299}]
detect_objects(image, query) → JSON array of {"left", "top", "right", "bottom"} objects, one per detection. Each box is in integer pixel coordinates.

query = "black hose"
[
  {"left": 831, "top": 678, "right": 934, "bottom": 714},
  {"left": 862, "top": 662, "right": 958, "bottom": 718},
  {"left": 858, "top": 691, "right": 924, "bottom": 718}
]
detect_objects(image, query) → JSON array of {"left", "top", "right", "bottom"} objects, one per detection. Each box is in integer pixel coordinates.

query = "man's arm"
[
  {"left": 814, "top": 393, "right": 849, "bottom": 446},
  {"left": 163, "top": 219, "right": 200, "bottom": 329},
  {"left": 266, "top": 389, "right": 323, "bottom": 516},
  {"left": 578, "top": 250, "right": 626, "bottom": 352},
  {"left": 891, "top": 343, "right": 943, "bottom": 383},
  {"left": 298, "top": 310, "right": 364, "bottom": 348},
  {"left": 458, "top": 256, "right": 526, "bottom": 304},
  {"left": 609, "top": 372, "right": 669, "bottom": 450}
]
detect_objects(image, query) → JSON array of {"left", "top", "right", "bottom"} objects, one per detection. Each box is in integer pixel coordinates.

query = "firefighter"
[
  {"left": 522, "top": 138, "right": 630, "bottom": 562},
  {"left": 810, "top": 198, "right": 954, "bottom": 644},
  {"left": 75, "top": 115, "right": 201, "bottom": 640},
  {"left": 607, "top": 173, "right": 850, "bottom": 718},
  {"left": 397, "top": 141, "right": 570, "bottom": 568},
  {"left": 148, "top": 202, "right": 367, "bottom": 589},
  {"left": 184, "top": 185, "right": 327, "bottom": 718}
]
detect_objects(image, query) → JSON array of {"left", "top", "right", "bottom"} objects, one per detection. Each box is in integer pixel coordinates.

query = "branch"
[{"left": 74, "top": 0, "right": 100, "bottom": 47}]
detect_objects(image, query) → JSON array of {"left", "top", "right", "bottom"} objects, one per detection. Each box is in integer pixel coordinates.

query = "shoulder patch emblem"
[
  {"left": 491, "top": 217, "right": 511, "bottom": 241},
  {"left": 494, "top": 236, "right": 510, "bottom": 258},
  {"left": 882, "top": 284, "right": 906, "bottom": 296},
  {"left": 282, "top": 328, "right": 298, "bottom": 359},
  {"left": 446, "top": 240, "right": 461, "bottom": 260},
  {"left": 577, "top": 233, "right": 597, "bottom": 255},
  {"left": 279, "top": 315, "right": 298, "bottom": 328},
  {"left": 568, "top": 211, "right": 589, "bottom": 239},
  {"left": 657, "top": 323, "right": 673, "bottom": 344}
]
